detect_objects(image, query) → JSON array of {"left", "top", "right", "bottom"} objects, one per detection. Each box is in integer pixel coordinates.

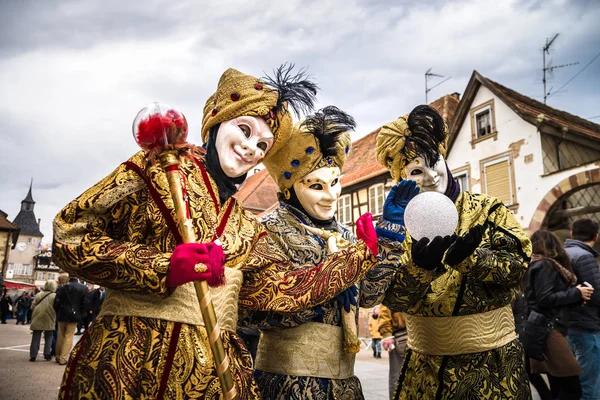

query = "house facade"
[
  {"left": 0, "top": 210, "right": 19, "bottom": 287},
  {"left": 7, "top": 182, "right": 44, "bottom": 283},
  {"left": 33, "top": 249, "right": 62, "bottom": 286},
  {"left": 447, "top": 71, "right": 600, "bottom": 239}
]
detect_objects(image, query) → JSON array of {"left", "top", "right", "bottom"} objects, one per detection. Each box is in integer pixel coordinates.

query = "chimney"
[
  {"left": 37, "top": 218, "right": 41, "bottom": 228},
  {"left": 451, "top": 92, "right": 461, "bottom": 100}
]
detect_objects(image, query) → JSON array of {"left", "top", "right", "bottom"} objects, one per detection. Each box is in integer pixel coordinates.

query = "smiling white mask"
[
  {"left": 215, "top": 116, "right": 274, "bottom": 178},
  {"left": 403, "top": 154, "right": 448, "bottom": 194},
  {"left": 293, "top": 166, "right": 342, "bottom": 220}
]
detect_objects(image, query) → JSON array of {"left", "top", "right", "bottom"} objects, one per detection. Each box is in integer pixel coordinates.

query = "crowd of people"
[{"left": 1, "top": 274, "right": 105, "bottom": 364}]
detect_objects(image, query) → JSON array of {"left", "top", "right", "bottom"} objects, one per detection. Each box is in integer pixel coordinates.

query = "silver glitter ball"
[{"left": 404, "top": 192, "right": 458, "bottom": 240}]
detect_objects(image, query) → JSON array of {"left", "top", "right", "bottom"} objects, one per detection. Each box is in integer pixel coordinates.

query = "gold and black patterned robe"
[
  {"left": 52, "top": 151, "right": 378, "bottom": 399},
  {"left": 239, "top": 204, "right": 404, "bottom": 399},
  {"left": 383, "top": 191, "right": 532, "bottom": 400}
]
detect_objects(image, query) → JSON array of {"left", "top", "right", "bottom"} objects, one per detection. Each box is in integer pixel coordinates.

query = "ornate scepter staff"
[{"left": 133, "top": 102, "right": 237, "bottom": 400}]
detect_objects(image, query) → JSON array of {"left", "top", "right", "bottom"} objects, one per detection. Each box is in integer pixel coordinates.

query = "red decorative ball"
[
  {"left": 254, "top": 83, "right": 263, "bottom": 90},
  {"left": 230, "top": 92, "right": 240, "bottom": 101},
  {"left": 132, "top": 103, "right": 188, "bottom": 151},
  {"left": 211, "top": 107, "right": 218, "bottom": 116}
]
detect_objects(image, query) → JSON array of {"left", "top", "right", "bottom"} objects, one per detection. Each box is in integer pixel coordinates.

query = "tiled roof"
[
  {"left": 12, "top": 184, "right": 43, "bottom": 237},
  {"left": 0, "top": 210, "right": 18, "bottom": 231},
  {"left": 12, "top": 209, "right": 43, "bottom": 237},
  {"left": 448, "top": 70, "right": 600, "bottom": 151},
  {"left": 341, "top": 93, "right": 461, "bottom": 187},
  {"left": 235, "top": 169, "right": 279, "bottom": 215}
]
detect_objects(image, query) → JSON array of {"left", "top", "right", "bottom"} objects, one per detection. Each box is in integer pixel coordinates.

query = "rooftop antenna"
[
  {"left": 425, "top": 68, "right": 451, "bottom": 103},
  {"left": 542, "top": 34, "right": 578, "bottom": 103}
]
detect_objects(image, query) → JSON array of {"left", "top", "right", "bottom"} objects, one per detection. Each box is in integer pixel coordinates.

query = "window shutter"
[{"left": 485, "top": 160, "right": 512, "bottom": 204}]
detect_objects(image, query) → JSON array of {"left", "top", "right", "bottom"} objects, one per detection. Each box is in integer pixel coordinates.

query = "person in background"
[
  {"left": 76, "top": 284, "right": 94, "bottom": 335},
  {"left": 0, "top": 287, "right": 12, "bottom": 324},
  {"left": 513, "top": 274, "right": 552, "bottom": 399},
  {"left": 564, "top": 218, "right": 600, "bottom": 400},
  {"left": 29, "top": 280, "right": 57, "bottom": 362},
  {"left": 526, "top": 230, "right": 593, "bottom": 400},
  {"left": 28, "top": 288, "right": 40, "bottom": 323},
  {"left": 54, "top": 274, "right": 87, "bottom": 365},
  {"left": 51, "top": 274, "right": 70, "bottom": 358},
  {"left": 16, "top": 291, "right": 32, "bottom": 325},
  {"left": 88, "top": 286, "right": 105, "bottom": 323},
  {"left": 369, "top": 306, "right": 383, "bottom": 359},
  {"left": 379, "top": 304, "right": 407, "bottom": 399}
]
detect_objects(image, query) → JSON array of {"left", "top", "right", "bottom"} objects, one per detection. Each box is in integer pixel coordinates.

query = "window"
[
  {"left": 470, "top": 99, "right": 497, "bottom": 147},
  {"left": 337, "top": 195, "right": 352, "bottom": 224},
  {"left": 475, "top": 108, "right": 492, "bottom": 138},
  {"left": 455, "top": 172, "right": 469, "bottom": 192},
  {"left": 452, "top": 165, "right": 470, "bottom": 191},
  {"left": 541, "top": 133, "right": 600, "bottom": 175},
  {"left": 28, "top": 237, "right": 37, "bottom": 244},
  {"left": 480, "top": 152, "right": 517, "bottom": 207},
  {"left": 368, "top": 184, "right": 385, "bottom": 216}
]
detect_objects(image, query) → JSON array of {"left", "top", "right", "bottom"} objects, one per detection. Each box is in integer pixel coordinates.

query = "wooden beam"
[{"left": 553, "top": 204, "right": 600, "bottom": 218}]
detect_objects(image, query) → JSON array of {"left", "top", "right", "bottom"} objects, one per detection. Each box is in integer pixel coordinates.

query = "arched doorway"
[{"left": 529, "top": 168, "right": 600, "bottom": 246}]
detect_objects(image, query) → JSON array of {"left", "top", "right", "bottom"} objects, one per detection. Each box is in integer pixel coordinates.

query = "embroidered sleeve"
[
  {"left": 359, "top": 219, "right": 406, "bottom": 307},
  {"left": 239, "top": 231, "right": 378, "bottom": 313},
  {"left": 52, "top": 163, "right": 171, "bottom": 295},
  {"left": 449, "top": 204, "right": 532, "bottom": 285}
]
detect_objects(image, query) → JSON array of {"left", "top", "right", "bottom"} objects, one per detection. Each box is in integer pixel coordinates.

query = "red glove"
[
  {"left": 167, "top": 242, "right": 225, "bottom": 288},
  {"left": 355, "top": 213, "right": 378, "bottom": 256}
]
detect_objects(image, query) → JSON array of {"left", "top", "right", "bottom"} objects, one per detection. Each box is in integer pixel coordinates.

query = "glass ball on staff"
[
  {"left": 132, "top": 102, "right": 188, "bottom": 151},
  {"left": 404, "top": 190, "right": 458, "bottom": 240}
]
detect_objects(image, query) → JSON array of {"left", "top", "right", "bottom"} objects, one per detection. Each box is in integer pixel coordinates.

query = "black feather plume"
[
  {"left": 301, "top": 106, "right": 356, "bottom": 158},
  {"left": 405, "top": 105, "right": 447, "bottom": 167},
  {"left": 262, "top": 63, "right": 319, "bottom": 118}
]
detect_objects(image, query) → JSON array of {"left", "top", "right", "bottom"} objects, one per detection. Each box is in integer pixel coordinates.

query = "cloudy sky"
[{"left": 1, "top": 0, "right": 599, "bottom": 241}]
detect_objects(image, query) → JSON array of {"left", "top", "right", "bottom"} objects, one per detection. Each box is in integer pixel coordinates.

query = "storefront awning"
[{"left": 3, "top": 280, "right": 37, "bottom": 290}]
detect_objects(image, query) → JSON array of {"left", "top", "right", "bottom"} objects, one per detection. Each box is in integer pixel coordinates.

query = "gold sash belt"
[
  {"left": 255, "top": 322, "right": 355, "bottom": 379},
  {"left": 99, "top": 268, "right": 243, "bottom": 332},
  {"left": 405, "top": 305, "right": 517, "bottom": 356}
]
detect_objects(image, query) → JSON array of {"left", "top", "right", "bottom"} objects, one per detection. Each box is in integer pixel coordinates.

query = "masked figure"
[
  {"left": 52, "top": 66, "right": 377, "bottom": 399},
  {"left": 239, "top": 106, "right": 405, "bottom": 399},
  {"left": 376, "top": 105, "right": 532, "bottom": 399}
]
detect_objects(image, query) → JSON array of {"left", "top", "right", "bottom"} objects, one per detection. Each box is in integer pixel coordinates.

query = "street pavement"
[{"left": 0, "top": 321, "right": 539, "bottom": 400}]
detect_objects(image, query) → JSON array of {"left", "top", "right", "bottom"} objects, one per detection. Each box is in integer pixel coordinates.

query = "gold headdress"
[
  {"left": 376, "top": 105, "right": 448, "bottom": 182},
  {"left": 263, "top": 106, "right": 355, "bottom": 193},
  {"left": 201, "top": 64, "right": 318, "bottom": 162}
]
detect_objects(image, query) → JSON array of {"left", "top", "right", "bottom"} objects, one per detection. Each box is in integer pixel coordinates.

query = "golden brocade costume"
[
  {"left": 52, "top": 151, "right": 378, "bottom": 399},
  {"left": 238, "top": 106, "right": 405, "bottom": 400},
  {"left": 376, "top": 107, "right": 533, "bottom": 399},
  {"left": 239, "top": 203, "right": 404, "bottom": 399},
  {"left": 384, "top": 191, "right": 532, "bottom": 399}
]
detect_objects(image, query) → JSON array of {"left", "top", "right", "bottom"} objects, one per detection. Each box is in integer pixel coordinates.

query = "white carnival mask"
[
  {"left": 403, "top": 154, "right": 448, "bottom": 194},
  {"left": 215, "top": 116, "right": 274, "bottom": 178},
  {"left": 293, "top": 166, "right": 342, "bottom": 220}
]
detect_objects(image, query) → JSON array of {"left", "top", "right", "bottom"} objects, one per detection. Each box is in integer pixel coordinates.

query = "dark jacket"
[
  {"left": 54, "top": 279, "right": 88, "bottom": 323},
  {"left": 512, "top": 278, "right": 527, "bottom": 335},
  {"left": 564, "top": 239, "right": 600, "bottom": 331},
  {"left": 88, "top": 289, "right": 105, "bottom": 316},
  {"left": 16, "top": 294, "right": 32, "bottom": 310},
  {"left": 0, "top": 295, "right": 12, "bottom": 313},
  {"left": 525, "top": 259, "right": 582, "bottom": 334}
]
